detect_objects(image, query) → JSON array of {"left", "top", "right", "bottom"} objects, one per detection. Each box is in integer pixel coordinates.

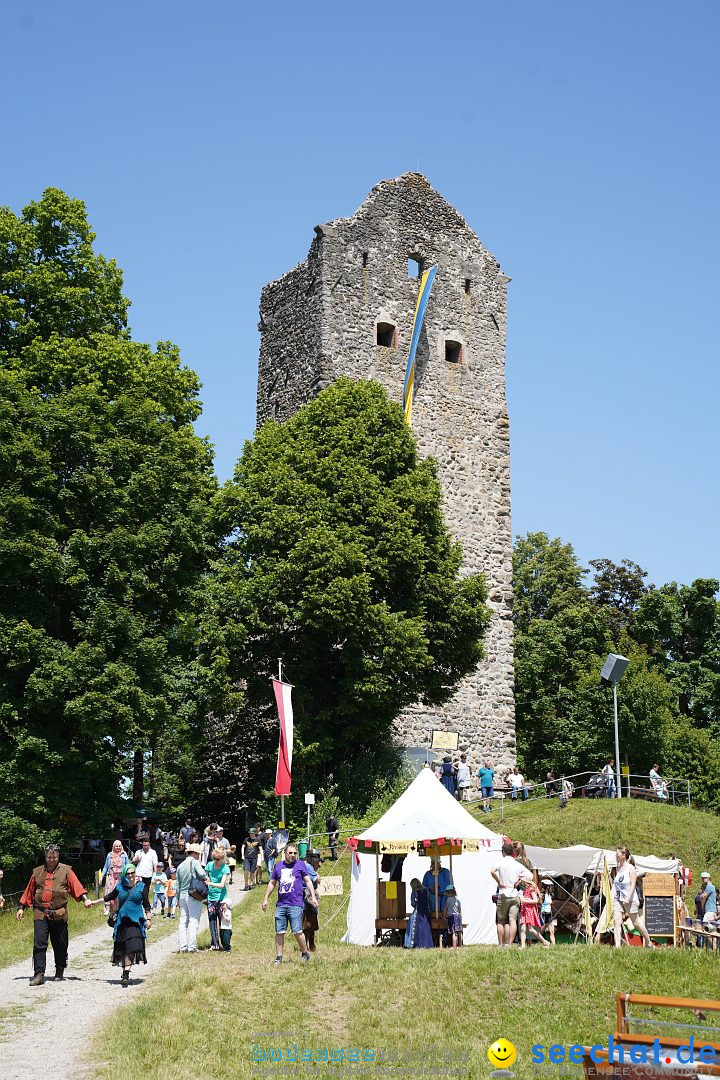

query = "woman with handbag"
[
  {"left": 175, "top": 843, "right": 209, "bottom": 953},
  {"left": 104, "top": 864, "right": 148, "bottom": 986}
]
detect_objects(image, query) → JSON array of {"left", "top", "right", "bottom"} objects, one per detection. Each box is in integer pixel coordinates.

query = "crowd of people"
[
  {"left": 8, "top": 814, "right": 339, "bottom": 986},
  {"left": 431, "top": 755, "right": 673, "bottom": 809},
  {"left": 6, "top": 783, "right": 713, "bottom": 983}
]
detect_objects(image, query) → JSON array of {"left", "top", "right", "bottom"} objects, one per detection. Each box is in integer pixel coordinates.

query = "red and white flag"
[{"left": 273, "top": 678, "right": 294, "bottom": 796}]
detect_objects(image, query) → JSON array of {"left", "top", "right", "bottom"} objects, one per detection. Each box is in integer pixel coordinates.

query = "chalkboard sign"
[{"left": 643, "top": 894, "right": 675, "bottom": 936}]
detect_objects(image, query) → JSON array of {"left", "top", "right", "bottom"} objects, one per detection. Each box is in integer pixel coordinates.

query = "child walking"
[
  {"left": 219, "top": 899, "right": 233, "bottom": 951},
  {"left": 443, "top": 885, "right": 463, "bottom": 948},
  {"left": 519, "top": 879, "right": 550, "bottom": 948},
  {"left": 165, "top": 869, "right": 177, "bottom": 918},
  {"left": 151, "top": 862, "right": 168, "bottom": 917}
]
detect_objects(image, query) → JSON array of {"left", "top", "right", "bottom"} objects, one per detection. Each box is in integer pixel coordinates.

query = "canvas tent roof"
[
  {"left": 354, "top": 766, "right": 500, "bottom": 848},
  {"left": 346, "top": 767, "right": 502, "bottom": 946},
  {"left": 525, "top": 843, "right": 680, "bottom": 878}
]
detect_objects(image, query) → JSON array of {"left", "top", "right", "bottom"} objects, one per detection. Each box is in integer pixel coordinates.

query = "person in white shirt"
[
  {"left": 491, "top": 842, "right": 531, "bottom": 945},
  {"left": 508, "top": 766, "right": 528, "bottom": 801},
  {"left": 612, "top": 846, "right": 653, "bottom": 948},
  {"left": 602, "top": 759, "right": 616, "bottom": 798},
  {"left": 456, "top": 754, "right": 472, "bottom": 802},
  {"left": 649, "top": 765, "right": 668, "bottom": 800},
  {"left": 133, "top": 839, "right": 158, "bottom": 914}
]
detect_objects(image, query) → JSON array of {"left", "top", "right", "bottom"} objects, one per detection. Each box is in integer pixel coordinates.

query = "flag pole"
[{"left": 278, "top": 658, "right": 285, "bottom": 827}]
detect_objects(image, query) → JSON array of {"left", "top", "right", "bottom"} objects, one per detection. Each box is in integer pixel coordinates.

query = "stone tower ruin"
[{"left": 256, "top": 173, "right": 515, "bottom": 771}]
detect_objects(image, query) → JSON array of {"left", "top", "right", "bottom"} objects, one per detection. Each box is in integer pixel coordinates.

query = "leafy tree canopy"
[
  {"left": 200, "top": 378, "right": 491, "bottom": 802},
  {"left": 0, "top": 189, "right": 218, "bottom": 839},
  {"left": 513, "top": 532, "right": 720, "bottom": 809}
]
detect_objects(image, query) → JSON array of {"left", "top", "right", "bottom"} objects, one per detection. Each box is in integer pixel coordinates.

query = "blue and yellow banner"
[{"left": 403, "top": 265, "right": 436, "bottom": 425}]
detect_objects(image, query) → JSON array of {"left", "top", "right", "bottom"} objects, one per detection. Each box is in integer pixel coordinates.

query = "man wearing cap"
[
  {"left": 699, "top": 872, "right": 717, "bottom": 936},
  {"left": 16, "top": 844, "right": 99, "bottom": 985}
]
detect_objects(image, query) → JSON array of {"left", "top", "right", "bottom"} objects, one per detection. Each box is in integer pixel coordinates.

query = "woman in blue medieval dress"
[
  {"left": 440, "top": 756, "right": 456, "bottom": 797},
  {"left": 404, "top": 878, "right": 433, "bottom": 948}
]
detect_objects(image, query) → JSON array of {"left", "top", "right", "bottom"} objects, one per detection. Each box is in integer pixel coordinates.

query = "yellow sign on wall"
[{"left": 431, "top": 730, "right": 459, "bottom": 750}]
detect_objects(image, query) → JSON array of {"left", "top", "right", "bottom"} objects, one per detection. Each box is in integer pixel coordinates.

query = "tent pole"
[{"left": 434, "top": 846, "right": 440, "bottom": 947}]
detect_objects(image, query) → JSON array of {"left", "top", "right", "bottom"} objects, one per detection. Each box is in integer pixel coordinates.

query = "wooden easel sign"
[{"left": 642, "top": 873, "right": 677, "bottom": 940}]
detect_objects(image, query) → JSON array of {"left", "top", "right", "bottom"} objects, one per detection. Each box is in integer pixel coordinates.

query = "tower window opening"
[
  {"left": 362, "top": 251, "right": 369, "bottom": 268},
  {"left": 464, "top": 278, "right": 471, "bottom": 294},
  {"left": 376, "top": 322, "right": 397, "bottom": 348},
  {"left": 408, "top": 255, "right": 423, "bottom": 279},
  {"left": 445, "top": 339, "right": 463, "bottom": 364}
]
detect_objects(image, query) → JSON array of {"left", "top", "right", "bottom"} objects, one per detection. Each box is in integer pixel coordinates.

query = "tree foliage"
[
  {"left": 0, "top": 189, "right": 218, "bottom": 839},
  {"left": 199, "top": 378, "right": 492, "bottom": 806},
  {"left": 514, "top": 532, "right": 720, "bottom": 809}
]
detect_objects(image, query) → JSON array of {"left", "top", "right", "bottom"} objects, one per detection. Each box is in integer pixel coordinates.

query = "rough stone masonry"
[{"left": 256, "top": 173, "right": 515, "bottom": 774}]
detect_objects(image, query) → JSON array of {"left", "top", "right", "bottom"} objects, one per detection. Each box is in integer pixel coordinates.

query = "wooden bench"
[{"left": 627, "top": 785, "right": 662, "bottom": 801}]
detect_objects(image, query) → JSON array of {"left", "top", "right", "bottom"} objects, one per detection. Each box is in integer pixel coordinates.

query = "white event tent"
[
  {"left": 343, "top": 769, "right": 681, "bottom": 947},
  {"left": 343, "top": 766, "right": 503, "bottom": 945}
]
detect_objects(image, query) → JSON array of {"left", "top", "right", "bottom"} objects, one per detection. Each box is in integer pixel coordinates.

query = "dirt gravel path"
[{"left": 0, "top": 881, "right": 247, "bottom": 1079}]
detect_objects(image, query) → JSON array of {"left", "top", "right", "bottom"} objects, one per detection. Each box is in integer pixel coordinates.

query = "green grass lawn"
[{"left": 89, "top": 796, "right": 720, "bottom": 1080}]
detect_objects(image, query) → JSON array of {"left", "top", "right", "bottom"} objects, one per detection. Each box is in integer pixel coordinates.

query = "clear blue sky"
[{"left": 3, "top": 1, "right": 718, "bottom": 588}]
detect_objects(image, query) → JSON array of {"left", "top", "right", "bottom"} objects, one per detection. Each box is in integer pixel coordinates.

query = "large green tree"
[
  {"left": 634, "top": 579, "right": 720, "bottom": 733},
  {"left": 200, "top": 377, "right": 491, "bottom": 807},
  {"left": 513, "top": 533, "right": 720, "bottom": 809},
  {"left": 0, "top": 189, "right": 218, "bottom": 840}
]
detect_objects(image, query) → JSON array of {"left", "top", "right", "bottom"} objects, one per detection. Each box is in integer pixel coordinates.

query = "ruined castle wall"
[
  {"left": 257, "top": 175, "right": 515, "bottom": 774},
  {"left": 257, "top": 237, "right": 328, "bottom": 425}
]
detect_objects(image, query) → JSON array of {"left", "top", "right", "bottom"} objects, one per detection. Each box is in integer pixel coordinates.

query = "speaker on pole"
[{"left": 600, "top": 653, "right": 629, "bottom": 687}]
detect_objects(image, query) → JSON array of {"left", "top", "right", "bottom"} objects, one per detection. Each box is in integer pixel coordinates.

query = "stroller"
[{"left": 585, "top": 773, "right": 608, "bottom": 798}]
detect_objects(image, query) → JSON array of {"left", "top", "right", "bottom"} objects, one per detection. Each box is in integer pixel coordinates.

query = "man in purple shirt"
[{"left": 261, "top": 843, "right": 318, "bottom": 964}]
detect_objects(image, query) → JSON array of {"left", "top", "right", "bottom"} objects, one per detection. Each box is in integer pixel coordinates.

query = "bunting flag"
[
  {"left": 581, "top": 882, "right": 593, "bottom": 943},
  {"left": 403, "top": 265, "right": 437, "bottom": 425},
  {"left": 272, "top": 678, "right": 294, "bottom": 796},
  {"left": 594, "top": 857, "right": 615, "bottom": 937}
]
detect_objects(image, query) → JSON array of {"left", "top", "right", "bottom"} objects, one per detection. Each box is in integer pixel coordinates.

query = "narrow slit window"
[
  {"left": 464, "top": 278, "right": 471, "bottom": 294},
  {"left": 362, "top": 252, "right": 369, "bottom": 268},
  {"left": 445, "top": 339, "right": 463, "bottom": 364},
  {"left": 376, "top": 322, "right": 397, "bottom": 348},
  {"left": 408, "top": 255, "right": 422, "bottom": 279}
]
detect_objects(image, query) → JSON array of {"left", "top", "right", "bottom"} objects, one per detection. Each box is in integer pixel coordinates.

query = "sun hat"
[
  {"left": 701, "top": 871, "right": 711, "bottom": 879},
  {"left": 541, "top": 878, "right": 554, "bottom": 885},
  {"left": 186, "top": 843, "right": 203, "bottom": 854},
  {"left": 444, "top": 885, "right": 455, "bottom": 894}
]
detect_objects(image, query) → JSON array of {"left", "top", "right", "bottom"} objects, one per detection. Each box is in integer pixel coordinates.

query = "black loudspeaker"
[{"left": 600, "top": 653, "right": 629, "bottom": 687}]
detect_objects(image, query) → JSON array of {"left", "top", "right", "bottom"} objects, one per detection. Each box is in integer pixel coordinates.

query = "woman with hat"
[{"left": 104, "top": 864, "right": 148, "bottom": 986}]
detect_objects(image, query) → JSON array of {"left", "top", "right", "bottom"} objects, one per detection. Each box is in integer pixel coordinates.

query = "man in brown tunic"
[{"left": 17, "top": 843, "right": 97, "bottom": 985}]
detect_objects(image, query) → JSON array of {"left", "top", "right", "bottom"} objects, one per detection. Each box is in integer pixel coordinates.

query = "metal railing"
[{"left": 466, "top": 769, "right": 692, "bottom": 811}]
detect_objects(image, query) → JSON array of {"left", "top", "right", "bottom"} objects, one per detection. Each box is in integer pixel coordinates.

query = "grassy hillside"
[
  {"left": 469, "top": 795, "right": 720, "bottom": 881},
  {"left": 88, "top": 798, "right": 720, "bottom": 1080}
]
